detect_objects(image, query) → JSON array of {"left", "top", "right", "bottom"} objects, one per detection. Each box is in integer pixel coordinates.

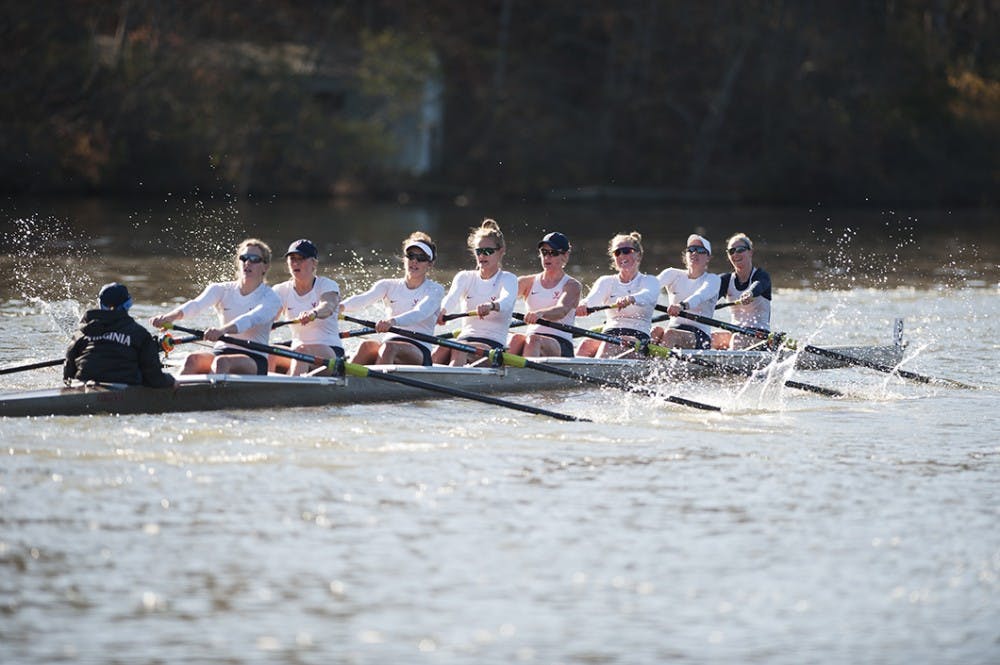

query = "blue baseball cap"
[
  {"left": 99, "top": 282, "right": 132, "bottom": 310},
  {"left": 284, "top": 239, "right": 318, "bottom": 259},
  {"left": 538, "top": 232, "right": 570, "bottom": 252}
]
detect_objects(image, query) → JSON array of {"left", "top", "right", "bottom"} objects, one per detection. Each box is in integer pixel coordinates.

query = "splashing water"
[{"left": 0, "top": 215, "right": 103, "bottom": 336}]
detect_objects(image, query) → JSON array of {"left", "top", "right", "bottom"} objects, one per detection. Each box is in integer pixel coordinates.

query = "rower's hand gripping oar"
[
  {"left": 343, "top": 313, "right": 720, "bottom": 412},
  {"left": 522, "top": 312, "right": 843, "bottom": 398},
  {"left": 159, "top": 323, "right": 588, "bottom": 422},
  {"left": 661, "top": 307, "right": 978, "bottom": 390}
]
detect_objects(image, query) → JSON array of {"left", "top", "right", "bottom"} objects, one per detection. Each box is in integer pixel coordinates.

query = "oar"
[
  {"left": 520, "top": 313, "right": 843, "bottom": 398},
  {"left": 0, "top": 358, "right": 65, "bottom": 375},
  {"left": 445, "top": 305, "right": 609, "bottom": 322},
  {"left": 0, "top": 334, "right": 200, "bottom": 375},
  {"left": 662, "top": 307, "right": 977, "bottom": 389},
  {"left": 438, "top": 319, "right": 528, "bottom": 339},
  {"left": 161, "top": 323, "right": 587, "bottom": 422},
  {"left": 341, "top": 326, "right": 377, "bottom": 338},
  {"left": 341, "top": 314, "right": 720, "bottom": 412},
  {"left": 714, "top": 301, "right": 738, "bottom": 310}
]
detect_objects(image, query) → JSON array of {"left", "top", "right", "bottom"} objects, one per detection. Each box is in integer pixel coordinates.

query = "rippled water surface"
[{"left": 1, "top": 201, "right": 998, "bottom": 664}]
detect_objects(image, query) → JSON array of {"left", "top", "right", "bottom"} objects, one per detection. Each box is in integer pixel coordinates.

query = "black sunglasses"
[
  {"left": 612, "top": 246, "right": 637, "bottom": 256},
  {"left": 727, "top": 246, "right": 750, "bottom": 255},
  {"left": 685, "top": 246, "right": 709, "bottom": 255},
  {"left": 539, "top": 248, "right": 565, "bottom": 257},
  {"left": 239, "top": 254, "right": 266, "bottom": 264},
  {"left": 474, "top": 247, "right": 499, "bottom": 256},
  {"left": 405, "top": 252, "right": 432, "bottom": 262}
]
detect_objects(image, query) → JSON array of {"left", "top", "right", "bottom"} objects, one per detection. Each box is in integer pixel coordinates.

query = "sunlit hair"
[
  {"left": 467, "top": 218, "right": 505, "bottom": 250},
  {"left": 608, "top": 231, "right": 642, "bottom": 269},
  {"left": 726, "top": 232, "right": 753, "bottom": 251},
  {"left": 236, "top": 238, "right": 272, "bottom": 263},
  {"left": 402, "top": 231, "right": 436, "bottom": 261}
]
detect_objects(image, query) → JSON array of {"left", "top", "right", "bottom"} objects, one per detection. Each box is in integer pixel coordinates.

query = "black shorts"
[
  {"left": 386, "top": 337, "right": 432, "bottom": 366},
  {"left": 213, "top": 348, "right": 269, "bottom": 375},
  {"left": 457, "top": 335, "right": 506, "bottom": 350},
  {"left": 603, "top": 328, "right": 651, "bottom": 343},
  {"left": 672, "top": 324, "right": 712, "bottom": 350},
  {"left": 533, "top": 332, "right": 575, "bottom": 358}
]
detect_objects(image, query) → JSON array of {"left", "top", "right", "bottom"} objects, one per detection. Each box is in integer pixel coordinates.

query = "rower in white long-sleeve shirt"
[{"left": 434, "top": 219, "right": 517, "bottom": 366}]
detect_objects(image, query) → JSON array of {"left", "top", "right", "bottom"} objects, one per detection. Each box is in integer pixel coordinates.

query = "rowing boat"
[{"left": 0, "top": 321, "right": 904, "bottom": 418}]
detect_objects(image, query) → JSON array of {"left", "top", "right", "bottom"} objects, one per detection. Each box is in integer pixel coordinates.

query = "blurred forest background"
[{"left": 2, "top": 1, "right": 997, "bottom": 206}]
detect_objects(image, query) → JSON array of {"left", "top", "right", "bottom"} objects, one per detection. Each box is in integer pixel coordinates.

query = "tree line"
[{"left": 2, "top": 0, "right": 997, "bottom": 205}]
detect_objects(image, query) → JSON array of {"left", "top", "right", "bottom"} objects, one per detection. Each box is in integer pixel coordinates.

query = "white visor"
[
  {"left": 405, "top": 241, "right": 434, "bottom": 261},
  {"left": 688, "top": 234, "right": 712, "bottom": 255}
]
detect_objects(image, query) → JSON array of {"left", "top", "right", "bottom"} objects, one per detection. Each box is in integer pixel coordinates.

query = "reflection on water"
[{"left": 1, "top": 198, "right": 997, "bottom": 307}]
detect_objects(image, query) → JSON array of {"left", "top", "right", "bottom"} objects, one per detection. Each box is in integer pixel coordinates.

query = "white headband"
[
  {"left": 688, "top": 234, "right": 712, "bottom": 255},
  {"left": 405, "top": 240, "right": 435, "bottom": 261}
]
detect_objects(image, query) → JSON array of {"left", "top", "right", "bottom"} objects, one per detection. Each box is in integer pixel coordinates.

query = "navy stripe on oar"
[
  {"left": 663, "top": 307, "right": 977, "bottom": 390},
  {"left": 527, "top": 312, "right": 843, "bottom": 398},
  {"left": 343, "top": 313, "right": 719, "bottom": 412},
  {"left": 161, "top": 323, "right": 588, "bottom": 422}
]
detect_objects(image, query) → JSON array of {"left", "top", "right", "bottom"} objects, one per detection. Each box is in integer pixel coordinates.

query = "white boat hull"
[{"left": 0, "top": 334, "right": 904, "bottom": 417}]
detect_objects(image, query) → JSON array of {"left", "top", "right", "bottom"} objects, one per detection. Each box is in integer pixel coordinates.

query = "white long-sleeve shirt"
[
  {"left": 179, "top": 281, "right": 282, "bottom": 355},
  {"left": 657, "top": 268, "right": 722, "bottom": 335},
  {"left": 341, "top": 278, "right": 445, "bottom": 350},
  {"left": 441, "top": 269, "right": 518, "bottom": 344},
  {"left": 581, "top": 272, "right": 660, "bottom": 334}
]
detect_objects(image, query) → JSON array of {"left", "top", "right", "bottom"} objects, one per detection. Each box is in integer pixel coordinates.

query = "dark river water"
[{"left": 1, "top": 197, "right": 998, "bottom": 664}]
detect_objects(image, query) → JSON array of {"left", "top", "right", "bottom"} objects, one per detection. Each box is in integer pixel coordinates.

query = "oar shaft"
[
  {"left": 0, "top": 358, "right": 65, "bottom": 375},
  {"left": 344, "top": 313, "right": 720, "bottom": 412},
  {"left": 666, "top": 308, "right": 973, "bottom": 388},
  {"left": 658, "top": 305, "right": 773, "bottom": 341},
  {"left": 519, "top": 313, "right": 842, "bottom": 398},
  {"left": 165, "top": 323, "right": 587, "bottom": 421},
  {"left": 0, "top": 334, "right": 199, "bottom": 375},
  {"left": 350, "top": 366, "right": 585, "bottom": 421}
]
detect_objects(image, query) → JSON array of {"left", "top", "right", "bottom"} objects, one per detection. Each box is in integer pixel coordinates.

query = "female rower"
[
  {"left": 575, "top": 231, "right": 660, "bottom": 358},
  {"left": 149, "top": 238, "right": 282, "bottom": 375},
  {"left": 271, "top": 239, "right": 343, "bottom": 375},
  {"left": 340, "top": 232, "right": 445, "bottom": 366},
  {"left": 507, "top": 231, "right": 582, "bottom": 358},
  {"left": 712, "top": 232, "right": 772, "bottom": 349},
  {"left": 652, "top": 233, "right": 722, "bottom": 349},
  {"left": 433, "top": 219, "right": 517, "bottom": 366}
]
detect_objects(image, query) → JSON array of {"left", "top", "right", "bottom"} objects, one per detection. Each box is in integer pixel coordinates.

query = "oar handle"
[
  {"left": 342, "top": 314, "right": 482, "bottom": 355},
  {"left": 341, "top": 327, "right": 377, "bottom": 338},
  {"left": 441, "top": 311, "right": 475, "bottom": 322},
  {"left": 655, "top": 305, "right": 786, "bottom": 346}
]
